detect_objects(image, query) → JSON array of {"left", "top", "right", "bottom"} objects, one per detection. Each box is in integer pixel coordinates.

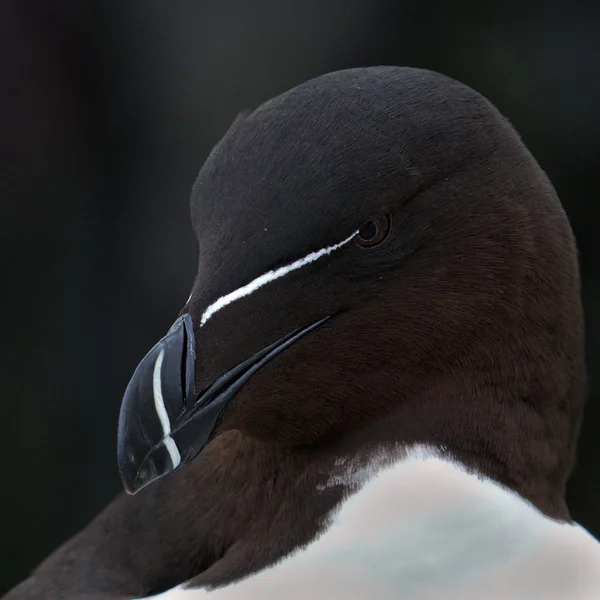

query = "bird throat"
[{"left": 140, "top": 447, "right": 599, "bottom": 599}]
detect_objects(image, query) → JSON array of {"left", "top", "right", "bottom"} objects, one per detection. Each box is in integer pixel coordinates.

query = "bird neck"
[
  {"left": 5, "top": 437, "right": 599, "bottom": 600},
  {"left": 146, "top": 450, "right": 600, "bottom": 600}
]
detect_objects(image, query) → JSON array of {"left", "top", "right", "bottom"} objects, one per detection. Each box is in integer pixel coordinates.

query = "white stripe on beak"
[{"left": 152, "top": 349, "right": 182, "bottom": 469}]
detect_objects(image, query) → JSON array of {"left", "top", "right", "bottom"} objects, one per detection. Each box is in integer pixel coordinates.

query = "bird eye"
[{"left": 357, "top": 215, "right": 391, "bottom": 248}]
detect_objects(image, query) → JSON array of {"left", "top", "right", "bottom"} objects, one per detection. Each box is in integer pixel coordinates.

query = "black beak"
[{"left": 117, "top": 314, "right": 329, "bottom": 494}]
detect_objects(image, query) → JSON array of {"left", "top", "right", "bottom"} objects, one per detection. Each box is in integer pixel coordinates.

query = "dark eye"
[{"left": 357, "top": 215, "right": 391, "bottom": 248}]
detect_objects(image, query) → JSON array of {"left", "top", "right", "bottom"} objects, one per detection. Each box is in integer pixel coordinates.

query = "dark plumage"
[{"left": 3, "top": 66, "right": 589, "bottom": 600}]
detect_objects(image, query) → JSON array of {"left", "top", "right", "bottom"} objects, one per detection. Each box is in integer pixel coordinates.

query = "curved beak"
[
  {"left": 117, "top": 314, "right": 329, "bottom": 494},
  {"left": 117, "top": 314, "right": 195, "bottom": 494}
]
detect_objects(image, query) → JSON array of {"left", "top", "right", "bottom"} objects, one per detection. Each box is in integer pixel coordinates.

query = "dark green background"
[{"left": 2, "top": 0, "right": 599, "bottom": 594}]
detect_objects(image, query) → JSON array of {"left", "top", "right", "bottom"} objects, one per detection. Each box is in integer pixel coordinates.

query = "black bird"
[{"left": 5, "top": 66, "right": 599, "bottom": 600}]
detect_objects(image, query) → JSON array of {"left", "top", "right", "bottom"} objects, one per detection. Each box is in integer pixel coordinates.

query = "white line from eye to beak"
[
  {"left": 153, "top": 348, "right": 182, "bottom": 469},
  {"left": 199, "top": 231, "right": 359, "bottom": 327}
]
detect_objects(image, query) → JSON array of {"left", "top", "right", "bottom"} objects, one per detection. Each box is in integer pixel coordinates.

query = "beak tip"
[
  {"left": 117, "top": 457, "right": 139, "bottom": 494},
  {"left": 124, "top": 477, "right": 145, "bottom": 495},
  {"left": 123, "top": 483, "right": 136, "bottom": 495},
  {"left": 118, "top": 443, "right": 174, "bottom": 495},
  {"left": 118, "top": 464, "right": 148, "bottom": 495}
]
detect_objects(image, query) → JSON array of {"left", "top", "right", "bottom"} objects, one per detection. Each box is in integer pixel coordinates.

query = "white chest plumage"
[{"left": 140, "top": 451, "right": 600, "bottom": 600}]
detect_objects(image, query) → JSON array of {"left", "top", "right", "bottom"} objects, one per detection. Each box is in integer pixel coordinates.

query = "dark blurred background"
[{"left": 1, "top": 0, "right": 599, "bottom": 593}]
